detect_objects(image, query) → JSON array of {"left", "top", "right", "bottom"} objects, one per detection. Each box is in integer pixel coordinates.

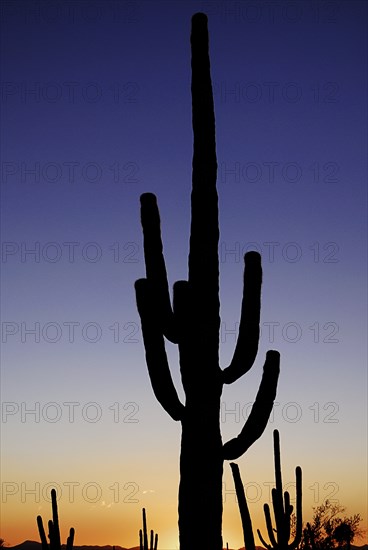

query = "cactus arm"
[
  {"left": 274, "top": 430, "right": 282, "bottom": 495},
  {"left": 257, "top": 524, "right": 274, "bottom": 550},
  {"left": 135, "top": 279, "right": 184, "bottom": 421},
  {"left": 48, "top": 521, "right": 54, "bottom": 547},
  {"left": 262, "top": 502, "right": 279, "bottom": 549},
  {"left": 230, "top": 462, "right": 256, "bottom": 550},
  {"left": 36, "top": 516, "right": 48, "bottom": 550},
  {"left": 265, "top": 502, "right": 279, "bottom": 549},
  {"left": 289, "top": 466, "right": 303, "bottom": 550},
  {"left": 140, "top": 193, "right": 178, "bottom": 343},
  {"left": 272, "top": 430, "right": 287, "bottom": 546},
  {"left": 222, "top": 350, "right": 280, "bottom": 459},
  {"left": 37, "top": 489, "right": 74, "bottom": 550},
  {"left": 284, "top": 491, "right": 293, "bottom": 542},
  {"left": 295, "top": 466, "right": 303, "bottom": 543},
  {"left": 66, "top": 528, "right": 75, "bottom": 550},
  {"left": 222, "top": 252, "right": 262, "bottom": 384}
]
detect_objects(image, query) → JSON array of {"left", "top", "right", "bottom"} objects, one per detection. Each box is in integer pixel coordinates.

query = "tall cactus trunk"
[
  {"left": 179, "top": 404, "right": 223, "bottom": 549},
  {"left": 135, "top": 12, "right": 280, "bottom": 550},
  {"left": 180, "top": 15, "right": 223, "bottom": 547}
]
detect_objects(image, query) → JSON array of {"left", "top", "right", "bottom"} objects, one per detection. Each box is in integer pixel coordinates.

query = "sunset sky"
[{"left": 1, "top": 0, "right": 367, "bottom": 548}]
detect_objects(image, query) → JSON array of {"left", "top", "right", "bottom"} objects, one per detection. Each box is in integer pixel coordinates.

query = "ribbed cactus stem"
[
  {"left": 230, "top": 462, "right": 256, "bottom": 550},
  {"left": 37, "top": 516, "right": 48, "bottom": 550},
  {"left": 257, "top": 430, "right": 302, "bottom": 550},
  {"left": 139, "top": 508, "right": 158, "bottom": 550},
  {"left": 143, "top": 508, "right": 148, "bottom": 550},
  {"left": 292, "top": 466, "right": 303, "bottom": 550},
  {"left": 274, "top": 429, "right": 282, "bottom": 495},
  {"left": 36, "top": 488, "right": 74, "bottom": 550},
  {"left": 135, "top": 12, "right": 280, "bottom": 549},
  {"left": 66, "top": 528, "right": 75, "bottom": 550}
]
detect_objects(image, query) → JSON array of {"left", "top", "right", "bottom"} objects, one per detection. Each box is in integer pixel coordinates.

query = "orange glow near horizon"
[
  {"left": 2, "top": 487, "right": 367, "bottom": 548},
  {"left": 2, "top": 425, "right": 367, "bottom": 548},
  {"left": 1, "top": 2, "right": 367, "bottom": 549}
]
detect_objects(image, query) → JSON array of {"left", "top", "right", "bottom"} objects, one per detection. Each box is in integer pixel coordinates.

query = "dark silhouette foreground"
[
  {"left": 37, "top": 489, "right": 74, "bottom": 550},
  {"left": 257, "top": 430, "right": 302, "bottom": 550},
  {"left": 139, "top": 508, "right": 158, "bottom": 550},
  {"left": 135, "top": 12, "right": 280, "bottom": 550},
  {"left": 302, "top": 501, "right": 363, "bottom": 550},
  {"left": 230, "top": 430, "right": 302, "bottom": 550}
]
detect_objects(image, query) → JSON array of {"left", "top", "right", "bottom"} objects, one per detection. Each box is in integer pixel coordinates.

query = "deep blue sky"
[{"left": 1, "top": 1, "right": 367, "bottom": 546}]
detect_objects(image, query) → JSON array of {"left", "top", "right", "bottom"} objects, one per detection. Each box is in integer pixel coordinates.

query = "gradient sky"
[{"left": 1, "top": 0, "right": 367, "bottom": 548}]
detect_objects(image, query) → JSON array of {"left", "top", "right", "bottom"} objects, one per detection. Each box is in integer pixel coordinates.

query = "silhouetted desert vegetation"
[
  {"left": 134, "top": 13, "right": 279, "bottom": 550},
  {"left": 4, "top": 11, "right": 365, "bottom": 550}
]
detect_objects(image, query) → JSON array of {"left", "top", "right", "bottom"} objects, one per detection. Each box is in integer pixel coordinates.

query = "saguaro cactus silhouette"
[
  {"left": 230, "top": 462, "right": 256, "bottom": 550},
  {"left": 135, "top": 12, "right": 280, "bottom": 550},
  {"left": 257, "top": 430, "right": 302, "bottom": 550},
  {"left": 139, "top": 508, "right": 158, "bottom": 550},
  {"left": 37, "top": 488, "right": 74, "bottom": 550}
]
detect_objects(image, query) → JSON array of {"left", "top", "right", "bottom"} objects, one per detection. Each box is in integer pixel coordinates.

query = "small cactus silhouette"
[
  {"left": 139, "top": 508, "right": 158, "bottom": 550},
  {"left": 37, "top": 488, "right": 74, "bottom": 550},
  {"left": 257, "top": 430, "right": 302, "bottom": 550},
  {"left": 230, "top": 462, "right": 256, "bottom": 550},
  {"left": 135, "top": 12, "right": 280, "bottom": 550}
]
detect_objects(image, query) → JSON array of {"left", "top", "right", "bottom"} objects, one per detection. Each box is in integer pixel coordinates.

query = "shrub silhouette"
[
  {"left": 135, "top": 12, "right": 280, "bottom": 550},
  {"left": 302, "top": 501, "right": 363, "bottom": 550}
]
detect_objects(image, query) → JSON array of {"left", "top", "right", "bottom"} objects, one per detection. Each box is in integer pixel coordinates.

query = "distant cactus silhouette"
[
  {"left": 230, "top": 462, "right": 256, "bottom": 550},
  {"left": 257, "top": 430, "right": 302, "bottom": 550},
  {"left": 139, "top": 508, "right": 158, "bottom": 550},
  {"left": 135, "top": 12, "right": 280, "bottom": 550},
  {"left": 37, "top": 488, "right": 74, "bottom": 550}
]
